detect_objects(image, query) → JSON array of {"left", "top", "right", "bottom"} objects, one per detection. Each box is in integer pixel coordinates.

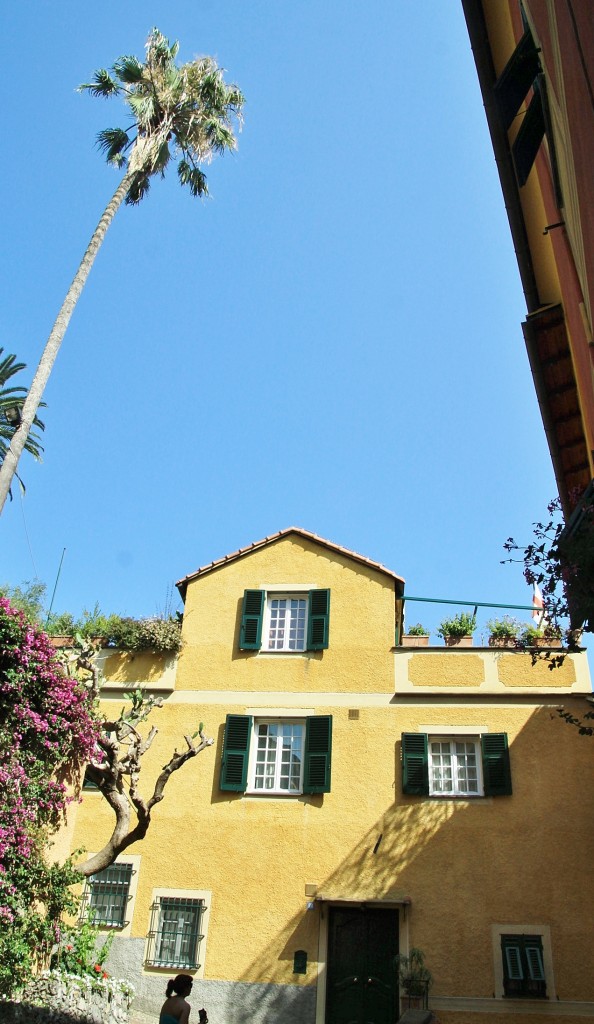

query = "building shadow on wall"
[{"left": 235, "top": 702, "right": 594, "bottom": 1001}]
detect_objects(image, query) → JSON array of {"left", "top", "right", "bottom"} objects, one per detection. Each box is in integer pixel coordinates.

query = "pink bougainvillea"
[{"left": 0, "top": 597, "right": 102, "bottom": 993}]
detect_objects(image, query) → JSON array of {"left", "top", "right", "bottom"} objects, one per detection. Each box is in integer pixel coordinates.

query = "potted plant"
[
  {"left": 486, "top": 615, "right": 520, "bottom": 648},
  {"left": 403, "top": 623, "right": 430, "bottom": 647},
  {"left": 395, "top": 947, "right": 432, "bottom": 1011},
  {"left": 520, "top": 623, "right": 563, "bottom": 648},
  {"left": 437, "top": 611, "right": 476, "bottom": 647}
]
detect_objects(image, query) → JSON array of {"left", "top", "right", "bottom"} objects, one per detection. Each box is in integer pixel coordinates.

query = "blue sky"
[{"left": 1, "top": 2, "right": 584, "bottom": 657}]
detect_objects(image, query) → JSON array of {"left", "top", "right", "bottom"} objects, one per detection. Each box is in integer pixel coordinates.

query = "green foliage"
[
  {"left": 406, "top": 623, "right": 429, "bottom": 636},
  {"left": 0, "top": 579, "right": 46, "bottom": 624},
  {"left": 79, "top": 27, "right": 244, "bottom": 206},
  {"left": 394, "top": 947, "right": 432, "bottom": 994},
  {"left": 519, "top": 622, "right": 562, "bottom": 645},
  {"left": 0, "top": 349, "right": 46, "bottom": 496},
  {"left": 437, "top": 611, "right": 476, "bottom": 639},
  {"left": 504, "top": 493, "right": 593, "bottom": 644},
  {"left": 486, "top": 615, "right": 520, "bottom": 640},
  {"left": 52, "top": 913, "right": 114, "bottom": 983}
]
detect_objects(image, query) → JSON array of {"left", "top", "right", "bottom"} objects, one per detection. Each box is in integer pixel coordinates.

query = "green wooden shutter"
[
  {"left": 307, "top": 589, "right": 330, "bottom": 650},
  {"left": 220, "top": 714, "right": 252, "bottom": 791},
  {"left": 525, "top": 943, "right": 545, "bottom": 982},
  {"left": 481, "top": 733, "right": 512, "bottom": 796},
  {"left": 512, "top": 83, "right": 545, "bottom": 186},
  {"left": 504, "top": 942, "right": 524, "bottom": 981},
  {"left": 402, "top": 733, "right": 429, "bottom": 795},
  {"left": 240, "top": 590, "right": 264, "bottom": 650},
  {"left": 303, "top": 716, "right": 332, "bottom": 793},
  {"left": 493, "top": 29, "right": 541, "bottom": 131}
]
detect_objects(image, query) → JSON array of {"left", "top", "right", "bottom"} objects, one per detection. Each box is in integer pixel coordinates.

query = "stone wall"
[{"left": 0, "top": 974, "right": 132, "bottom": 1024}]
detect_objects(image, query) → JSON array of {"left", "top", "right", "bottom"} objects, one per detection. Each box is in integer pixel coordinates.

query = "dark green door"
[{"left": 326, "top": 906, "right": 399, "bottom": 1024}]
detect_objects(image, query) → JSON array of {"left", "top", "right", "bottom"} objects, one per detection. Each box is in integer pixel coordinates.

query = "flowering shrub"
[
  {"left": 0, "top": 598, "right": 102, "bottom": 996},
  {"left": 52, "top": 914, "right": 113, "bottom": 987}
]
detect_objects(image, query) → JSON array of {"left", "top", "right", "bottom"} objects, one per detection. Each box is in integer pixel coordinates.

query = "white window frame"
[
  {"left": 263, "top": 593, "right": 308, "bottom": 652},
  {"left": 428, "top": 735, "right": 484, "bottom": 797},
  {"left": 492, "top": 924, "right": 555, "bottom": 1000},
  {"left": 246, "top": 717, "right": 306, "bottom": 795}
]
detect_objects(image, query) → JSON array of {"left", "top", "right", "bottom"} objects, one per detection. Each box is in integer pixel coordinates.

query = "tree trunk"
[{"left": 0, "top": 172, "right": 134, "bottom": 514}]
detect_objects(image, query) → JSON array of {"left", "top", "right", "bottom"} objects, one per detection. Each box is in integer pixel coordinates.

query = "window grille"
[
  {"left": 146, "top": 897, "right": 205, "bottom": 969},
  {"left": 81, "top": 863, "right": 133, "bottom": 928}
]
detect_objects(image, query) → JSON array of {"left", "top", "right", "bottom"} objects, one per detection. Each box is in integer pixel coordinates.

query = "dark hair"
[{"left": 166, "top": 974, "right": 193, "bottom": 998}]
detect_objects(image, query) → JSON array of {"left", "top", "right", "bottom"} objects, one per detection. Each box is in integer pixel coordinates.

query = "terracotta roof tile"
[{"left": 176, "top": 527, "right": 404, "bottom": 598}]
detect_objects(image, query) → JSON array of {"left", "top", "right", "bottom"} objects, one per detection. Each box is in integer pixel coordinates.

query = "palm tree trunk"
[{"left": 0, "top": 171, "right": 134, "bottom": 514}]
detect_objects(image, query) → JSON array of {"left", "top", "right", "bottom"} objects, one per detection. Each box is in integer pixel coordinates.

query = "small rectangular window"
[
  {"left": 82, "top": 863, "right": 133, "bottom": 928},
  {"left": 146, "top": 896, "right": 205, "bottom": 969}
]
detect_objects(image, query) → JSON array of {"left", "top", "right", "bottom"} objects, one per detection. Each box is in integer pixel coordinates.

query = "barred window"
[
  {"left": 82, "top": 863, "right": 133, "bottom": 928},
  {"left": 146, "top": 897, "right": 205, "bottom": 969}
]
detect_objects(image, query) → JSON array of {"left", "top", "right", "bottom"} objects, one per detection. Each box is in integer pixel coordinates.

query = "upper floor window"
[
  {"left": 429, "top": 738, "right": 482, "bottom": 797},
  {"left": 267, "top": 596, "right": 307, "bottom": 651},
  {"left": 402, "top": 733, "right": 512, "bottom": 798},
  {"left": 252, "top": 720, "right": 304, "bottom": 793},
  {"left": 220, "top": 714, "right": 332, "bottom": 795},
  {"left": 239, "top": 589, "right": 330, "bottom": 652}
]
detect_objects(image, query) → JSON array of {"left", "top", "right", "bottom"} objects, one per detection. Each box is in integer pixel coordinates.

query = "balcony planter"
[
  {"left": 403, "top": 634, "right": 430, "bottom": 648},
  {"left": 444, "top": 635, "right": 473, "bottom": 647},
  {"left": 437, "top": 611, "right": 476, "bottom": 648},
  {"left": 486, "top": 616, "right": 520, "bottom": 649}
]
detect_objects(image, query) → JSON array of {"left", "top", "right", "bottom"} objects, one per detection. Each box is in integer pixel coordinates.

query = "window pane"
[
  {"left": 267, "top": 597, "right": 306, "bottom": 651},
  {"left": 253, "top": 722, "right": 303, "bottom": 792},
  {"left": 152, "top": 898, "right": 203, "bottom": 968},
  {"left": 86, "top": 863, "right": 132, "bottom": 927}
]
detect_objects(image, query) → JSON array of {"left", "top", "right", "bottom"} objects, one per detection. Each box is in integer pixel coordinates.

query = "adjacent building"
[
  {"left": 462, "top": 0, "right": 594, "bottom": 515},
  {"left": 70, "top": 529, "right": 594, "bottom": 1024}
]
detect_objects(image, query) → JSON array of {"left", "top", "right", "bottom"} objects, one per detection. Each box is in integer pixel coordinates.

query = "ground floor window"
[
  {"left": 81, "top": 863, "right": 133, "bottom": 928},
  {"left": 146, "top": 896, "right": 206, "bottom": 969}
]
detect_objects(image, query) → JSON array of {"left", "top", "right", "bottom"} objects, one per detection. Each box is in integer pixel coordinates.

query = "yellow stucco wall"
[
  {"left": 69, "top": 537, "right": 594, "bottom": 1018},
  {"left": 177, "top": 535, "right": 397, "bottom": 695}
]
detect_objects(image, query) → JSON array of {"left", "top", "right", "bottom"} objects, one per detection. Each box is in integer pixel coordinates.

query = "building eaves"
[{"left": 175, "top": 527, "right": 405, "bottom": 601}]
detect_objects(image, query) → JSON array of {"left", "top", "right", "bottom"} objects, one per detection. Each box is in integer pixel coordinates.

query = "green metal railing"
[{"left": 395, "top": 594, "right": 538, "bottom": 646}]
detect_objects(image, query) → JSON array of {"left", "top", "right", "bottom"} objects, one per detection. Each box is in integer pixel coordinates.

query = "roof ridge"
[{"left": 176, "top": 527, "right": 404, "bottom": 596}]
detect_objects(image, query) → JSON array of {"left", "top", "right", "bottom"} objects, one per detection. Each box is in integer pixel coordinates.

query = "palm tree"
[
  {"left": 0, "top": 28, "right": 244, "bottom": 513},
  {"left": 0, "top": 349, "right": 45, "bottom": 498}
]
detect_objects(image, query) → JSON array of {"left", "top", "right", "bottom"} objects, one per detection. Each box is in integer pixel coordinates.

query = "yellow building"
[{"left": 71, "top": 529, "right": 594, "bottom": 1024}]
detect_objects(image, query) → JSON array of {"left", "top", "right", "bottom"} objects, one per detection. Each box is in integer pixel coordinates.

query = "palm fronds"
[
  {"left": 81, "top": 27, "right": 244, "bottom": 204},
  {"left": 0, "top": 348, "right": 45, "bottom": 495}
]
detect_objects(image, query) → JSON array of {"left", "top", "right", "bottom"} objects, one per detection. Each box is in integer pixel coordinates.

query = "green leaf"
[
  {"left": 125, "top": 172, "right": 151, "bottom": 206},
  {"left": 112, "top": 55, "right": 144, "bottom": 84},
  {"left": 96, "top": 128, "right": 130, "bottom": 166},
  {"left": 79, "top": 69, "right": 120, "bottom": 98}
]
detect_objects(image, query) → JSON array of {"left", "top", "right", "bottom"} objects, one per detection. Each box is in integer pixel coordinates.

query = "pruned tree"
[{"left": 61, "top": 640, "right": 213, "bottom": 877}]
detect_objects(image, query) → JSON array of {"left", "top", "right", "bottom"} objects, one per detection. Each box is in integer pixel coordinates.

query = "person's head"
[{"left": 166, "top": 974, "right": 193, "bottom": 998}]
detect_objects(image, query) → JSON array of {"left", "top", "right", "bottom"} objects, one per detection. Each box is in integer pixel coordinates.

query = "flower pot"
[
  {"left": 403, "top": 635, "right": 430, "bottom": 647},
  {"left": 47, "top": 635, "right": 74, "bottom": 648},
  {"left": 488, "top": 636, "right": 517, "bottom": 648},
  {"left": 444, "top": 635, "right": 473, "bottom": 647},
  {"left": 529, "top": 637, "right": 562, "bottom": 649}
]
